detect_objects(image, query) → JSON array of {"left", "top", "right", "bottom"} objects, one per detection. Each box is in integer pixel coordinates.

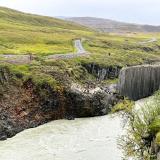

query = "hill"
[
  {"left": 0, "top": 7, "right": 91, "bottom": 55},
  {"left": 0, "top": 7, "right": 160, "bottom": 66},
  {"left": 66, "top": 17, "right": 160, "bottom": 33}
]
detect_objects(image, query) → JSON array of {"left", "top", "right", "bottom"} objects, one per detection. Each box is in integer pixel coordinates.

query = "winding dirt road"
[
  {"left": 47, "top": 39, "right": 89, "bottom": 60},
  {"left": 0, "top": 40, "right": 89, "bottom": 64}
]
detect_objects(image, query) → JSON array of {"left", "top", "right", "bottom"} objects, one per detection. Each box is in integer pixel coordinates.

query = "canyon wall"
[
  {"left": 0, "top": 66, "right": 120, "bottom": 140},
  {"left": 83, "top": 63, "right": 121, "bottom": 81},
  {"left": 118, "top": 65, "right": 160, "bottom": 100}
]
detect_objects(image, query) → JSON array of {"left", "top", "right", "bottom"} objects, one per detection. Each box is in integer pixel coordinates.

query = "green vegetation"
[
  {"left": 0, "top": 57, "right": 96, "bottom": 91},
  {"left": 121, "top": 91, "right": 160, "bottom": 160},
  {"left": 0, "top": 62, "right": 62, "bottom": 89},
  {"left": 1, "top": 7, "right": 160, "bottom": 159},
  {"left": 111, "top": 98, "right": 134, "bottom": 113},
  {"left": 156, "top": 132, "right": 160, "bottom": 145},
  {"left": 82, "top": 33, "right": 160, "bottom": 66},
  {"left": 1, "top": 7, "right": 160, "bottom": 93},
  {"left": 0, "top": 7, "right": 160, "bottom": 68},
  {"left": 0, "top": 7, "right": 92, "bottom": 55}
]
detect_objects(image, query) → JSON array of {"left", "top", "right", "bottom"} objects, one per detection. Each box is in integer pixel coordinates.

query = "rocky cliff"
[
  {"left": 0, "top": 66, "right": 120, "bottom": 140},
  {"left": 118, "top": 65, "right": 160, "bottom": 100},
  {"left": 83, "top": 63, "right": 121, "bottom": 81}
]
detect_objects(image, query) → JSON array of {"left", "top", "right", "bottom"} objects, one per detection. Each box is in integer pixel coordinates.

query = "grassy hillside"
[
  {"left": 0, "top": 7, "right": 160, "bottom": 67},
  {"left": 0, "top": 7, "right": 92, "bottom": 55},
  {"left": 82, "top": 33, "right": 160, "bottom": 66},
  {"left": 0, "top": 7, "right": 89, "bottom": 30}
]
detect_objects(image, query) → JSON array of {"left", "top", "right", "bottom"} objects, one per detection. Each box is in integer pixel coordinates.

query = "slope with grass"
[
  {"left": 0, "top": 7, "right": 92, "bottom": 56},
  {"left": 121, "top": 92, "right": 160, "bottom": 159},
  {"left": 0, "top": 7, "right": 160, "bottom": 65}
]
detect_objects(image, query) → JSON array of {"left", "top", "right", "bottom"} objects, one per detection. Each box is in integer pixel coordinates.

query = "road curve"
[
  {"left": 0, "top": 40, "right": 89, "bottom": 64},
  {"left": 47, "top": 39, "right": 89, "bottom": 60}
]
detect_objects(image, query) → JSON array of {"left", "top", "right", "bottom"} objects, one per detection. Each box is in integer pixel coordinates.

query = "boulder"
[{"left": 65, "top": 84, "right": 120, "bottom": 117}]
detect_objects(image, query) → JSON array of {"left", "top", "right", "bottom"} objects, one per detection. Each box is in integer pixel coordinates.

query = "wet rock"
[
  {"left": 65, "top": 115, "right": 75, "bottom": 120},
  {"left": 66, "top": 85, "right": 120, "bottom": 117},
  {"left": 157, "top": 151, "right": 160, "bottom": 160},
  {"left": 83, "top": 63, "right": 121, "bottom": 81},
  {"left": 118, "top": 65, "right": 160, "bottom": 100},
  {"left": 0, "top": 121, "right": 8, "bottom": 140}
]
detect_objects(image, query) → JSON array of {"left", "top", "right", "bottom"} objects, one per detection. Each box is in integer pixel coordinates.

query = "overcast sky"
[{"left": 0, "top": 0, "right": 160, "bottom": 25}]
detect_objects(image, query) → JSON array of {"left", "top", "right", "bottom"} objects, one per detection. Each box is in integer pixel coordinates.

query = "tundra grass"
[
  {"left": 1, "top": 7, "right": 160, "bottom": 68},
  {"left": 81, "top": 33, "right": 160, "bottom": 66},
  {"left": 0, "top": 7, "right": 92, "bottom": 56}
]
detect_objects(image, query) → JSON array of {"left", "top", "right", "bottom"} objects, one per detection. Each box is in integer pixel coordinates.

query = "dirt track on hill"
[
  {"left": 47, "top": 40, "right": 89, "bottom": 60},
  {"left": 0, "top": 40, "right": 89, "bottom": 64}
]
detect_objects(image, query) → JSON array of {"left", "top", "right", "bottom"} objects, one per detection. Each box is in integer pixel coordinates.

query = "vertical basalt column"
[{"left": 118, "top": 65, "right": 160, "bottom": 100}]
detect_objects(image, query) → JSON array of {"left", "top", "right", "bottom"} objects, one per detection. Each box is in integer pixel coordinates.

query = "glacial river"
[
  {"left": 0, "top": 97, "right": 151, "bottom": 160},
  {"left": 0, "top": 114, "right": 124, "bottom": 160}
]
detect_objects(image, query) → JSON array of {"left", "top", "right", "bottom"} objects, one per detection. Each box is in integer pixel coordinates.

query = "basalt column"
[{"left": 118, "top": 65, "right": 160, "bottom": 100}]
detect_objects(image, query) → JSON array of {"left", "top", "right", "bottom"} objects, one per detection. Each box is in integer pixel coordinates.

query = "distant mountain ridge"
[{"left": 65, "top": 17, "right": 160, "bottom": 33}]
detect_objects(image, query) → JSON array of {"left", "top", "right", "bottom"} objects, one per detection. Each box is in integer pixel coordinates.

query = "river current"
[
  {"left": 0, "top": 97, "right": 151, "bottom": 160},
  {"left": 0, "top": 114, "right": 124, "bottom": 160}
]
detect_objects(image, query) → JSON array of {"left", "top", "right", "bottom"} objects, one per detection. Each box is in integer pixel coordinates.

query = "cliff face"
[
  {"left": 0, "top": 67, "right": 120, "bottom": 140},
  {"left": 0, "top": 70, "right": 66, "bottom": 140},
  {"left": 118, "top": 65, "right": 160, "bottom": 100},
  {"left": 83, "top": 63, "right": 121, "bottom": 81}
]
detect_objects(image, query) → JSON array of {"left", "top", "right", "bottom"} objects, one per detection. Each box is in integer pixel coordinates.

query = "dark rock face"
[
  {"left": 83, "top": 63, "right": 121, "bottom": 80},
  {"left": 0, "top": 67, "right": 121, "bottom": 140},
  {"left": 65, "top": 88, "right": 120, "bottom": 118},
  {"left": 0, "top": 78, "right": 66, "bottom": 140},
  {"left": 118, "top": 65, "right": 160, "bottom": 100}
]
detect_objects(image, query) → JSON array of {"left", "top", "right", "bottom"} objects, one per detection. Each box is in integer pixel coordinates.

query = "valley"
[{"left": 0, "top": 6, "right": 160, "bottom": 160}]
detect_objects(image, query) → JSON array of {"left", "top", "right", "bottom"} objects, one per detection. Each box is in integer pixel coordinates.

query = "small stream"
[{"left": 0, "top": 114, "right": 124, "bottom": 160}]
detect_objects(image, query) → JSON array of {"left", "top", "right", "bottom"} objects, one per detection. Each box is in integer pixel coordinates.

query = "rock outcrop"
[
  {"left": 118, "top": 65, "right": 160, "bottom": 100},
  {"left": 0, "top": 67, "right": 120, "bottom": 140},
  {"left": 83, "top": 63, "right": 121, "bottom": 81},
  {"left": 65, "top": 84, "right": 120, "bottom": 118}
]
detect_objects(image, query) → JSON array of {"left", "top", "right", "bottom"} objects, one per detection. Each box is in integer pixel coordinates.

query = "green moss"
[
  {"left": 121, "top": 91, "right": 160, "bottom": 159},
  {"left": 149, "top": 117, "right": 160, "bottom": 134},
  {"left": 9, "top": 64, "right": 30, "bottom": 76},
  {"left": 103, "top": 78, "right": 119, "bottom": 85},
  {"left": 111, "top": 98, "right": 134, "bottom": 113},
  {"left": 156, "top": 132, "right": 160, "bottom": 145},
  {"left": 0, "top": 63, "right": 60, "bottom": 89},
  {"left": 31, "top": 73, "right": 59, "bottom": 89}
]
